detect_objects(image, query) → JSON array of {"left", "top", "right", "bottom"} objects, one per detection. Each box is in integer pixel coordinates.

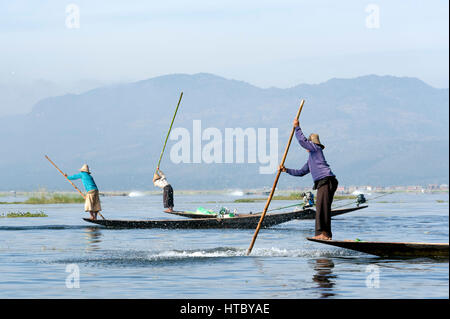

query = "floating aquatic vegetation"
[
  {"left": 0, "top": 193, "right": 84, "bottom": 205},
  {"left": 234, "top": 198, "right": 260, "bottom": 203},
  {"left": 24, "top": 193, "right": 85, "bottom": 204},
  {"left": 0, "top": 211, "right": 48, "bottom": 218}
]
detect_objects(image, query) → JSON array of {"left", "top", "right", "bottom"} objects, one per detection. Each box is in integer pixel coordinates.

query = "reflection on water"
[
  {"left": 312, "top": 258, "right": 336, "bottom": 298},
  {"left": 84, "top": 227, "right": 102, "bottom": 251}
]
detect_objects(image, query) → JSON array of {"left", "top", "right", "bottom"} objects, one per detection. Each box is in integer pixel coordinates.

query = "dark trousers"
[
  {"left": 163, "top": 185, "right": 174, "bottom": 208},
  {"left": 315, "top": 177, "right": 338, "bottom": 237}
]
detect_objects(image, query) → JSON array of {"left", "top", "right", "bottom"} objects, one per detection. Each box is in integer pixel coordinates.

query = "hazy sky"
[{"left": 0, "top": 1, "right": 448, "bottom": 114}]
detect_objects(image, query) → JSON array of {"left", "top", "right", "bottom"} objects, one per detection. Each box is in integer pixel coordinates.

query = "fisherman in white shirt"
[{"left": 153, "top": 167, "right": 174, "bottom": 213}]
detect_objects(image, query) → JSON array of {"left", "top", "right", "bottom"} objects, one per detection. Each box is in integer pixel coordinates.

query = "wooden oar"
[
  {"left": 45, "top": 155, "right": 105, "bottom": 220},
  {"left": 246, "top": 99, "right": 305, "bottom": 255},
  {"left": 156, "top": 92, "right": 183, "bottom": 171}
]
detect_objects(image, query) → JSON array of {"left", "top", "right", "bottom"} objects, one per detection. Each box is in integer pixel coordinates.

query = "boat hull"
[
  {"left": 166, "top": 205, "right": 365, "bottom": 219},
  {"left": 307, "top": 238, "right": 449, "bottom": 258},
  {"left": 83, "top": 206, "right": 367, "bottom": 229}
]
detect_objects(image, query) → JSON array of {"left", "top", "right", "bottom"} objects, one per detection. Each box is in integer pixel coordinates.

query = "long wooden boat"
[
  {"left": 82, "top": 205, "right": 367, "bottom": 229},
  {"left": 307, "top": 238, "right": 449, "bottom": 258},
  {"left": 166, "top": 205, "right": 363, "bottom": 219}
]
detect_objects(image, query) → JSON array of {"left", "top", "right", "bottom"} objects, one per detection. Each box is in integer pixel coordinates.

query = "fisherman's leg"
[
  {"left": 167, "top": 185, "right": 174, "bottom": 211},
  {"left": 322, "top": 183, "right": 333, "bottom": 239},
  {"left": 163, "top": 185, "right": 173, "bottom": 212},
  {"left": 325, "top": 179, "right": 338, "bottom": 237},
  {"left": 323, "top": 178, "right": 338, "bottom": 238},
  {"left": 329, "top": 178, "right": 338, "bottom": 206},
  {"left": 315, "top": 185, "right": 327, "bottom": 236},
  {"left": 163, "top": 186, "right": 168, "bottom": 208},
  {"left": 85, "top": 191, "right": 99, "bottom": 220},
  {"left": 313, "top": 184, "right": 333, "bottom": 239}
]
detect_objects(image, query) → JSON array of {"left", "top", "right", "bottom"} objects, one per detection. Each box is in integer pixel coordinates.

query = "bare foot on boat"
[
  {"left": 164, "top": 208, "right": 174, "bottom": 213},
  {"left": 311, "top": 233, "right": 332, "bottom": 240}
]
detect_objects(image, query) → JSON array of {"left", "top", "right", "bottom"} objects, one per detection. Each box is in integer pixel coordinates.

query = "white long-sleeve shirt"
[{"left": 153, "top": 170, "right": 169, "bottom": 188}]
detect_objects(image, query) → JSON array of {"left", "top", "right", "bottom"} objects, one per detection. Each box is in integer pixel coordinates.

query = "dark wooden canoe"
[
  {"left": 307, "top": 238, "right": 449, "bottom": 258},
  {"left": 82, "top": 205, "right": 367, "bottom": 229},
  {"left": 166, "top": 205, "right": 367, "bottom": 219}
]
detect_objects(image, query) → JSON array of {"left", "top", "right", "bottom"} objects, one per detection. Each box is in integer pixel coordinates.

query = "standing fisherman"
[
  {"left": 153, "top": 167, "right": 174, "bottom": 213},
  {"left": 280, "top": 119, "right": 338, "bottom": 240},
  {"left": 65, "top": 164, "right": 102, "bottom": 220}
]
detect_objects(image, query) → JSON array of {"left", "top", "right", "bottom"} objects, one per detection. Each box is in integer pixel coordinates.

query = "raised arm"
[
  {"left": 294, "top": 126, "right": 319, "bottom": 152},
  {"left": 157, "top": 169, "right": 166, "bottom": 179}
]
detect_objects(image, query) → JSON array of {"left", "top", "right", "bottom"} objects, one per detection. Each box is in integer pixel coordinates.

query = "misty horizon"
[{"left": 1, "top": 1, "right": 448, "bottom": 116}]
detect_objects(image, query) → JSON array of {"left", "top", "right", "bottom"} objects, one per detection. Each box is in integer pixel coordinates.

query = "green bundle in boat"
[
  {"left": 196, "top": 207, "right": 217, "bottom": 215},
  {"left": 192, "top": 207, "right": 237, "bottom": 218}
]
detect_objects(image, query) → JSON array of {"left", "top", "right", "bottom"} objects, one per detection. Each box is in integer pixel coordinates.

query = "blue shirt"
[
  {"left": 286, "top": 126, "right": 335, "bottom": 182},
  {"left": 67, "top": 172, "right": 98, "bottom": 192}
]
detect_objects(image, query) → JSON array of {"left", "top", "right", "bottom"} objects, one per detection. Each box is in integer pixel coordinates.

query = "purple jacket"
[{"left": 286, "top": 126, "right": 335, "bottom": 182}]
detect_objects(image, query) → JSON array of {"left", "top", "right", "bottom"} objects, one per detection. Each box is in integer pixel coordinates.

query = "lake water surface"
[{"left": 0, "top": 192, "right": 448, "bottom": 298}]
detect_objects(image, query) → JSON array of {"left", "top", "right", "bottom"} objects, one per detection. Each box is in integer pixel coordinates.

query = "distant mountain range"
[
  {"left": 0, "top": 79, "right": 108, "bottom": 117},
  {"left": 0, "top": 73, "right": 448, "bottom": 191}
]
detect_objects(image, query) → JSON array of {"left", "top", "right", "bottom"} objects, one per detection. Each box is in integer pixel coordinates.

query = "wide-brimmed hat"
[
  {"left": 79, "top": 164, "right": 90, "bottom": 173},
  {"left": 308, "top": 133, "right": 325, "bottom": 149}
]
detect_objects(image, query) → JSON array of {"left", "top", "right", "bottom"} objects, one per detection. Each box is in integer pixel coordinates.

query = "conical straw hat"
[
  {"left": 79, "top": 164, "right": 90, "bottom": 173},
  {"left": 308, "top": 133, "right": 325, "bottom": 149}
]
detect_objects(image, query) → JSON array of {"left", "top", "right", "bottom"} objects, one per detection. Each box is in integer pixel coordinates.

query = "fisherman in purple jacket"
[{"left": 280, "top": 118, "right": 338, "bottom": 240}]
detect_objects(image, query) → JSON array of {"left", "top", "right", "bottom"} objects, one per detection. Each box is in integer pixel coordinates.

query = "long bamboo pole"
[
  {"left": 156, "top": 92, "right": 183, "bottom": 171},
  {"left": 45, "top": 155, "right": 105, "bottom": 220},
  {"left": 246, "top": 99, "right": 305, "bottom": 255}
]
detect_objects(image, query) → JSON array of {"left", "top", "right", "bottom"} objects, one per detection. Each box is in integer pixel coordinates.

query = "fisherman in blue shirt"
[{"left": 65, "top": 164, "right": 102, "bottom": 220}]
